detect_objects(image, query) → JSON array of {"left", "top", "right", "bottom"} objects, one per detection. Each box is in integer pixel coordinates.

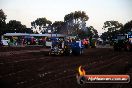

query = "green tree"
[
  {"left": 31, "top": 17, "right": 52, "bottom": 33},
  {"left": 103, "top": 21, "right": 123, "bottom": 32},
  {"left": 64, "top": 11, "right": 89, "bottom": 36},
  {"left": 51, "top": 21, "right": 64, "bottom": 33},
  {"left": 77, "top": 26, "right": 98, "bottom": 39},
  {"left": 88, "top": 26, "right": 98, "bottom": 38},
  {"left": 64, "top": 11, "right": 89, "bottom": 22},
  {"left": 7, "top": 20, "right": 31, "bottom": 33},
  {"left": 120, "top": 20, "right": 132, "bottom": 33},
  {"left": 0, "top": 9, "right": 6, "bottom": 22},
  {"left": 0, "top": 9, "right": 7, "bottom": 40},
  {"left": 101, "top": 21, "right": 123, "bottom": 41},
  {"left": 24, "top": 28, "right": 33, "bottom": 33}
]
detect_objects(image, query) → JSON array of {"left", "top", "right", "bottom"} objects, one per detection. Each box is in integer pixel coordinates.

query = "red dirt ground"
[{"left": 0, "top": 47, "right": 132, "bottom": 88}]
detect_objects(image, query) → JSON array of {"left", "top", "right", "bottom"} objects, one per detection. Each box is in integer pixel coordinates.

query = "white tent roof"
[
  {"left": 4, "top": 33, "right": 29, "bottom": 36},
  {"left": 3, "top": 33, "right": 66, "bottom": 37}
]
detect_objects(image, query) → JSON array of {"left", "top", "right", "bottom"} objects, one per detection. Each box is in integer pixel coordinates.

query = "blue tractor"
[
  {"left": 49, "top": 37, "right": 84, "bottom": 55},
  {"left": 70, "top": 40, "right": 84, "bottom": 55}
]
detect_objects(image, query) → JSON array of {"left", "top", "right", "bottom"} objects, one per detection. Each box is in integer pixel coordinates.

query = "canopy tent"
[{"left": 3, "top": 33, "right": 66, "bottom": 37}]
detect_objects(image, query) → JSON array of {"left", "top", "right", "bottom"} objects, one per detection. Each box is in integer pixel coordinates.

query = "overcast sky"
[{"left": 0, "top": 0, "right": 132, "bottom": 34}]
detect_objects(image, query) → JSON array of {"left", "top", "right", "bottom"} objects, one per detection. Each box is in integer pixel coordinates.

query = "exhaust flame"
[{"left": 78, "top": 66, "right": 86, "bottom": 76}]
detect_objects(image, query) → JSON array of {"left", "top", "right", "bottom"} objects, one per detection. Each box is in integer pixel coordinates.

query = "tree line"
[
  {"left": 0, "top": 9, "right": 98, "bottom": 40},
  {"left": 0, "top": 9, "right": 34, "bottom": 41},
  {"left": 1, "top": 9, "right": 131, "bottom": 41},
  {"left": 101, "top": 20, "right": 132, "bottom": 42}
]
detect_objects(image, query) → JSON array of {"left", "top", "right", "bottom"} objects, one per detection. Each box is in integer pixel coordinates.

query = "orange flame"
[{"left": 78, "top": 66, "right": 86, "bottom": 76}]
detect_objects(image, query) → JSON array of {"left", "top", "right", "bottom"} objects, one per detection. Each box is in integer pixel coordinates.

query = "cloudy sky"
[{"left": 0, "top": 0, "right": 132, "bottom": 34}]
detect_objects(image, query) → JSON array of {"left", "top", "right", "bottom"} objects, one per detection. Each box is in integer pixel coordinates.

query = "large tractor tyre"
[
  {"left": 78, "top": 48, "right": 82, "bottom": 55},
  {"left": 113, "top": 45, "right": 118, "bottom": 51},
  {"left": 79, "top": 48, "right": 83, "bottom": 55},
  {"left": 64, "top": 48, "right": 72, "bottom": 56},
  {"left": 81, "top": 49, "right": 84, "bottom": 55},
  {"left": 125, "top": 45, "right": 130, "bottom": 51},
  {"left": 118, "top": 47, "right": 122, "bottom": 51},
  {"left": 72, "top": 48, "right": 83, "bottom": 55},
  {"left": 114, "top": 43, "right": 122, "bottom": 51},
  {"left": 125, "top": 44, "right": 132, "bottom": 52},
  {"left": 69, "top": 49, "right": 73, "bottom": 55}
]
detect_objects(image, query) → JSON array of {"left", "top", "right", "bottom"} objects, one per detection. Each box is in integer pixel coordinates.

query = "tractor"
[
  {"left": 49, "top": 37, "right": 84, "bottom": 56},
  {"left": 113, "top": 32, "right": 132, "bottom": 51}
]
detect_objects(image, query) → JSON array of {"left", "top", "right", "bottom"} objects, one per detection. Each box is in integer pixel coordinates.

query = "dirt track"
[{"left": 0, "top": 47, "right": 132, "bottom": 88}]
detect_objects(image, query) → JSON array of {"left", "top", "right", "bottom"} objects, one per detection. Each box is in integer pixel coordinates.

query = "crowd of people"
[
  {"left": 1, "top": 36, "right": 46, "bottom": 47},
  {"left": 51, "top": 37, "right": 97, "bottom": 49},
  {"left": 1, "top": 35, "right": 97, "bottom": 49}
]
